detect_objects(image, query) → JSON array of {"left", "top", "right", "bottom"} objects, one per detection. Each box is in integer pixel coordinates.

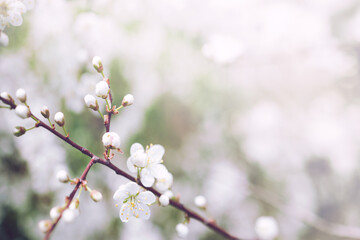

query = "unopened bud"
[
  {"left": 50, "top": 206, "right": 62, "bottom": 220},
  {"left": 56, "top": 170, "right": 69, "bottom": 183},
  {"left": 41, "top": 106, "right": 50, "bottom": 118},
  {"left": 163, "top": 190, "right": 174, "bottom": 199},
  {"left": 0, "top": 91, "right": 14, "bottom": 103},
  {"left": 92, "top": 56, "right": 103, "bottom": 73},
  {"left": 90, "top": 190, "right": 103, "bottom": 202},
  {"left": 15, "top": 105, "right": 31, "bottom": 119},
  {"left": 84, "top": 94, "right": 99, "bottom": 111},
  {"left": 70, "top": 199, "right": 80, "bottom": 209},
  {"left": 0, "top": 32, "right": 9, "bottom": 46},
  {"left": 122, "top": 94, "right": 134, "bottom": 107},
  {"left": 95, "top": 81, "right": 109, "bottom": 99},
  {"left": 194, "top": 195, "right": 207, "bottom": 209},
  {"left": 16, "top": 88, "right": 27, "bottom": 103},
  {"left": 159, "top": 194, "right": 169, "bottom": 206},
  {"left": 38, "top": 220, "right": 52, "bottom": 233},
  {"left": 13, "top": 126, "right": 26, "bottom": 137},
  {"left": 176, "top": 223, "right": 189, "bottom": 238},
  {"left": 54, "top": 112, "right": 65, "bottom": 127}
]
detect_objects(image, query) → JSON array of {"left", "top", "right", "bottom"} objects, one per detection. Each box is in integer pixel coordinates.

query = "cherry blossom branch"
[
  {"left": 44, "top": 157, "right": 96, "bottom": 240},
  {"left": 0, "top": 96, "right": 242, "bottom": 240}
]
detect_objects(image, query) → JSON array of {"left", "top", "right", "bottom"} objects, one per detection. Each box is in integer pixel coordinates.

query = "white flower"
[
  {"left": 163, "top": 190, "right": 174, "bottom": 199},
  {"left": 92, "top": 56, "right": 103, "bottom": 72},
  {"left": 194, "top": 195, "right": 207, "bottom": 208},
  {"left": 54, "top": 112, "right": 65, "bottom": 127},
  {"left": 176, "top": 223, "right": 189, "bottom": 238},
  {"left": 102, "top": 132, "right": 121, "bottom": 149},
  {"left": 56, "top": 170, "right": 69, "bottom": 183},
  {"left": 15, "top": 105, "right": 30, "bottom": 118},
  {"left": 255, "top": 216, "right": 279, "bottom": 240},
  {"left": 202, "top": 34, "right": 243, "bottom": 65},
  {"left": 20, "top": 0, "right": 34, "bottom": 10},
  {"left": 49, "top": 206, "right": 61, "bottom": 220},
  {"left": 155, "top": 171, "right": 173, "bottom": 192},
  {"left": 122, "top": 94, "right": 134, "bottom": 107},
  {"left": 84, "top": 94, "right": 99, "bottom": 110},
  {"left": 15, "top": 88, "right": 26, "bottom": 102},
  {"left": 0, "top": 0, "right": 27, "bottom": 31},
  {"left": 0, "top": 32, "right": 8, "bottom": 46},
  {"left": 95, "top": 81, "right": 109, "bottom": 99},
  {"left": 38, "top": 220, "right": 51, "bottom": 233},
  {"left": 159, "top": 194, "right": 169, "bottom": 206},
  {"left": 90, "top": 190, "right": 103, "bottom": 202},
  {"left": 127, "top": 143, "right": 169, "bottom": 187},
  {"left": 40, "top": 105, "right": 50, "bottom": 118},
  {"left": 113, "top": 182, "right": 156, "bottom": 222}
]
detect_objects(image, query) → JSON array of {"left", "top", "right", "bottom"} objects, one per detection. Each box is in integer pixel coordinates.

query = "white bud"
[
  {"left": 50, "top": 206, "right": 62, "bottom": 220},
  {"left": 159, "top": 194, "right": 169, "bottom": 206},
  {"left": 102, "top": 132, "right": 121, "bottom": 149},
  {"left": 54, "top": 112, "right": 65, "bottom": 127},
  {"left": 90, "top": 190, "right": 103, "bottom": 202},
  {"left": 0, "top": 91, "right": 11, "bottom": 101},
  {"left": 13, "top": 126, "right": 26, "bottom": 137},
  {"left": 38, "top": 220, "right": 51, "bottom": 233},
  {"left": 163, "top": 190, "right": 174, "bottom": 199},
  {"left": 16, "top": 88, "right": 27, "bottom": 103},
  {"left": 194, "top": 195, "right": 207, "bottom": 208},
  {"left": 255, "top": 216, "right": 279, "bottom": 240},
  {"left": 122, "top": 94, "right": 134, "bottom": 107},
  {"left": 84, "top": 94, "right": 99, "bottom": 111},
  {"left": 95, "top": 81, "right": 109, "bottom": 99},
  {"left": 56, "top": 170, "right": 69, "bottom": 183},
  {"left": 15, "top": 105, "right": 30, "bottom": 118},
  {"left": 0, "top": 32, "right": 9, "bottom": 46},
  {"left": 41, "top": 106, "right": 50, "bottom": 118},
  {"left": 63, "top": 209, "right": 77, "bottom": 223},
  {"left": 176, "top": 223, "right": 189, "bottom": 238},
  {"left": 92, "top": 56, "right": 103, "bottom": 72}
]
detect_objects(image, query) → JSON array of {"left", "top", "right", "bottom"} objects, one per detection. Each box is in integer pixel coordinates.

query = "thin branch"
[{"left": 0, "top": 96, "right": 241, "bottom": 240}]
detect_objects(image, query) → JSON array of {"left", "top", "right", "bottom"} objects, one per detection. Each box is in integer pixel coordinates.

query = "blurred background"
[{"left": 1, "top": 0, "right": 360, "bottom": 239}]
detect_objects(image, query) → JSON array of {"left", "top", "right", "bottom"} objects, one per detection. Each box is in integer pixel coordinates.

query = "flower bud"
[
  {"left": 0, "top": 32, "right": 9, "bottom": 47},
  {"left": 176, "top": 223, "right": 189, "bottom": 238},
  {"left": 0, "top": 91, "right": 14, "bottom": 103},
  {"left": 56, "top": 170, "right": 69, "bottom": 183},
  {"left": 38, "top": 220, "right": 52, "bottom": 233},
  {"left": 255, "top": 216, "right": 279, "bottom": 240},
  {"left": 122, "top": 94, "right": 134, "bottom": 107},
  {"left": 16, "top": 88, "right": 27, "bottom": 103},
  {"left": 63, "top": 209, "right": 77, "bottom": 223},
  {"left": 194, "top": 195, "right": 207, "bottom": 209},
  {"left": 15, "top": 105, "right": 30, "bottom": 118},
  {"left": 90, "top": 190, "right": 103, "bottom": 202},
  {"left": 102, "top": 132, "right": 121, "bottom": 149},
  {"left": 50, "top": 206, "right": 62, "bottom": 220},
  {"left": 159, "top": 194, "right": 169, "bottom": 206},
  {"left": 70, "top": 199, "right": 80, "bottom": 209},
  {"left": 92, "top": 56, "right": 103, "bottom": 73},
  {"left": 54, "top": 112, "right": 65, "bottom": 127},
  {"left": 84, "top": 94, "right": 99, "bottom": 111},
  {"left": 13, "top": 126, "right": 26, "bottom": 137},
  {"left": 41, "top": 106, "right": 50, "bottom": 118},
  {"left": 95, "top": 81, "right": 109, "bottom": 99}
]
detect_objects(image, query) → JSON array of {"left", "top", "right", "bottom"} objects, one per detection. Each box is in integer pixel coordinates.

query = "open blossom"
[
  {"left": 127, "top": 143, "right": 169, "bottom": 187},
  {"left": 113, "top": 182, "right": 155, "bottom": 222},
  {"left": 255, "top": 216, "right": 279, "bottom": 240},
  {"left": 102, "top": 132, "right": 120, "bottom": 149},
  {"left": 155, "top": 171, "right": 173, "bottom": 192},
  {"left": 0, "top": 0, "right": 27, "bottom": 31}
]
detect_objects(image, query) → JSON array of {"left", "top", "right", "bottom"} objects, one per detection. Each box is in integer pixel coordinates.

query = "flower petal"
[
  {"left": 138, "top": 191, "right": 156, "bottom": 205},
  {"left": 149, "top": 164, "right": 168, "bottom": 178},
  {"left": 113, "top": 187, "right": 129, "bottom": 202},
  {"left": 130, "top": 143, "right": 144, "bottom": 155},
  {"left": 125, "top": 182, "right": 140, "bottom": 195},
  {"left": 119, "top": 203, "right": 131, "bottom": 222},
  {"left": 147, "top": 144, "right": 165, "bottom": 163},
  {"left": 156, "top": 172, "right": 173, "bottom": 192},
  {"left": 7, "top": 11, "right": 23, "bottom": 26},
  {"left": 141, "top": 168, "right": 155, "bottom": 187},
  {"left": 127, "top": 157, "right": 137, "bottom": 173},
  {"left": 138, "top": 202, "right": 151, "bottom": 220}
]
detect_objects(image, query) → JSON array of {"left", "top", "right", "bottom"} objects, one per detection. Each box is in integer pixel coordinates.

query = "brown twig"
[{"left": 0, "top": 96, "right": 242, "bottom": 240}]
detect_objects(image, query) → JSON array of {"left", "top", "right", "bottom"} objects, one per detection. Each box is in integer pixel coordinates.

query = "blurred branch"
[
  {"left": 250, "top": 185, "right": 360, "bottom": 239},
  {"left": 0, "top": 95, "right": 242, "bottom": 240}
]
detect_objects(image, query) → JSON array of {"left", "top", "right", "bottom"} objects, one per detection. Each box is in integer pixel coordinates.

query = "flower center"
[{"left": 0, "top": 2, "right": 9, "bottom": 17}]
